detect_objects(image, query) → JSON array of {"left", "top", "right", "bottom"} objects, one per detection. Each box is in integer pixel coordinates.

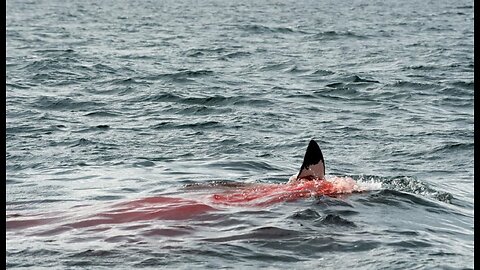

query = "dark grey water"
[{"left": 6, "top": 0, "right": 474, "bottom": 269}]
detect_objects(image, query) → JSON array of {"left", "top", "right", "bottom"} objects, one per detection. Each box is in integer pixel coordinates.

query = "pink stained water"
[
  {"left": 6, "top": 177, "right": 363, "bottom": 231},
  {"left": 6, "top": 196, "right": 218, "bottom": 233},
  {"left": 210, "top": 177, "right": 360, "bottom": 207}
]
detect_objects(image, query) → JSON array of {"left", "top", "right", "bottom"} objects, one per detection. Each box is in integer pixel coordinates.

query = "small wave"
[
  {"left": 20, "top": 58, "right": 77, "bottom": 72},
  {"left": 84, "top": 111, "right": 120, "bottom": 117},
  {"left": 316, "top": 214, "right": 356, "bottom": 227},
  {"left": 314, "top": 195, "right": 356, "bottom": 208},
  {"left": 430, "top": 142, "right": 473, "bottom": 155},
  {"left": 258, "top": 62, "right": 292, "bottom": 71},
  {"left": 392, "top": 80, "right": 437, "bottom": 90},
  {"left": 386, "top": 239, "right": 432, "bottom": 248},
  {"left": 137, "top": 93, "right": 232, "bottom": 106},
  {"left": 183, "top": 95, "right": 230, "bottom": 105},
  {"left": 403, "top": 64, "right": 437, "bottom": 71},
  {"left": 289, "top": 208, "right": 321, "bottom": 220},
  {"left": 32, "top": 48, "right": 75, "bottom": 55},
  {"left": 283, "top": 65, "right": 309, "bottom": 74},
  {"left": 205, "top": 226, "right": 299, "bottom": 242},
  {"left": 380, "top": 176, "right": 453, "bottom": 203},
  {"left": 439, "top": 86, "right": 473, "bottom": 97},
  {"left": 250, "top": 226, "right": 299, "bottom": 238},
  {"left": 240, "top": 24, "right": 296, "bottom": 34},
  {"left": 136, "top": 92, "right": 182, "bottom": 103},
  {"left": 71, "top": 125, "right": 111, "bottom": 133},
  {"left": 138, "top": 70, "right": 214, "bottom": 83},
  {"left": 184, "top": 181, "right": 252, "bottom": 190},
  {"left": 365, "top": 189, "right": 443, "bottom": 209},
  {"left": 233, "top": 98, "right": 274, "bottom": 106},
  {"left": 85, "top": 195, "right": 125, "bottom": 201},
  {"left": 168, "top": 105, "right": 232, "bottom": 116},
  {"left": 137, "top": 92, "right": 274, "bottom": 109},
  {"left": 309, "top": 30, "right": 367, "bottom": 40},
  {"left": 69, "top": 249, "right": 118, "bottom": 258},
  {"left": 319, "top": 85, "right": 364, "bottom": 100},
  {"left": 105, "top": 77, "right": 152, "bottom": 86},
  {"left": 70, "top": 138, "right": 96, "bottom": 147},
  {"left": 325, "top": 82, "right": 346, "bottom": 88},
  {"left": 6, "top": 82, "right": 31, "bottom": 89},
  {"left": 305, "top": 69, "right": 335, "bottom": 78},
  {"left": 351, "top": 75, "right": 380, "bottom": 83},
  {"left": 33, "top": 96, "right": 106, "bottom": 111},
  {"left": 299, "top": 237, "right": 380, "bottom": 253},
  {"left": 184, "top": 47, "right": 226, "bottom": 57},
  {"left": 30, "top": 71, "right": 89, "bottom": 86},
  {"left": 347, "top": 175, "right": 454, "bottom": 204},
  {"left": 132, "top": 160, "right": 156, "bottom": 167},
  {"left": 208, "top": 160, "right": 280, "bottom": 172},
  {"left": 219, "top": 51, "right": 252, "bottom": 60},
  {"left": 140, "top": 227, "right": 191, "bottom": 238},
  {"left": 432, "top": 96, "right": 473, "bottom": 109},
  {"left": 6, "top": 124, "right": 58, "bottom": 135},
  {"left": 164, "top": 69, "right": 214, "bottom": 79},
  {"left": 151, "top": 120, "right": 222, "bottom": 130},
  {"left": 91, "top": 63, "right": 117, "bottom": 74}
]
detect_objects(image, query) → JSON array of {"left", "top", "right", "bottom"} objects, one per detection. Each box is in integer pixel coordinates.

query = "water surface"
[{"left": 6, "top": 0, "right": 474, "bottom": 269}]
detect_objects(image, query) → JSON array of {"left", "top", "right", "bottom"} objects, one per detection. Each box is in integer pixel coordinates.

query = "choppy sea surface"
[{"left": 6, "top": 0, "right": 474, "bottom": 269}]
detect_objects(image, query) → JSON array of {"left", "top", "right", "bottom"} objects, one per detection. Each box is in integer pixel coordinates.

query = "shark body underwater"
[
  {"left": 209, "top": 139, "right": 365, "bottom": 206},
  {"left": 6, "top": 140, "right": 372, "bottom": 233}
]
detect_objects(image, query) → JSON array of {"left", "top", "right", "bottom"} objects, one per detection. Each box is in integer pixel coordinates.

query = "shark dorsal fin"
[{"left": 296, "top": 139, "right": 325, "bottom": 180}]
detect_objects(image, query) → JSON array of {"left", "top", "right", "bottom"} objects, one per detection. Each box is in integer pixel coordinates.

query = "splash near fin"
[{"left": 296, "top": 139, "right": 325, "bottom": 180}]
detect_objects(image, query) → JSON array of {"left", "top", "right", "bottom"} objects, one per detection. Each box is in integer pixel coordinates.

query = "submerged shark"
[{"left": 211, "top": 139, "right": 368, "bottom": 206}]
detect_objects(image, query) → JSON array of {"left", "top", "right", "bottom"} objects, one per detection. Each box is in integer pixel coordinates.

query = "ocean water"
[{"left": 6, "top": 0, "right": 474, "bottom": 269}]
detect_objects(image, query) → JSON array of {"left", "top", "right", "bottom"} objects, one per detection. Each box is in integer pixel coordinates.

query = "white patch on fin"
[{"left": 297, "top": 161, "right": 325, "bottom": 180}]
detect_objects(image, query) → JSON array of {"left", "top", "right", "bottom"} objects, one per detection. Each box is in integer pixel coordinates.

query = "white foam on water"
[
  {"left": 289, "top": 174, "right": 383, "bottom": 194},
  {"left": 325, "top": 175, "right": 383, "bottom": 193}
]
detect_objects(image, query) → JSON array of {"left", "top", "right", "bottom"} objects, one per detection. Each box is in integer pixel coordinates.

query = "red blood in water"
[
  {"left": 69, "top": 196, "right": 217, "bottom": 228},
  {"left": 6, "top": 179, "right": 360, "bottom": 232},
  {"left": 211, "top": 179, "right": 338, "bottom": 206}
]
